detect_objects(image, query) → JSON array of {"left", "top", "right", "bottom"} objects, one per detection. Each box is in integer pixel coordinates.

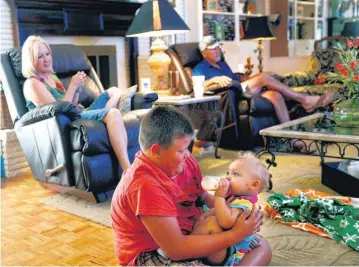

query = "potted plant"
[{"left": 326, "top": 38, "right": 359, "bottom": 127}]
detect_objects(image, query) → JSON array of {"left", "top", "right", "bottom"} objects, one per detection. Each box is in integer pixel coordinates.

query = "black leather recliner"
[
  {"left": 166, "top": 43, "right": 278, "bottom": 150},
  {"left": 0, "top": 44, "right": 158, "bottom": 202}
]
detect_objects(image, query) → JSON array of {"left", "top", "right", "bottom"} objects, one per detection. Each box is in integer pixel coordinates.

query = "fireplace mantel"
[{"left": 15, "top": 0, "right": 142, "bottom": 44}]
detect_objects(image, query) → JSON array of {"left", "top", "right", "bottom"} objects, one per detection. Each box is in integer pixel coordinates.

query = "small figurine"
[{"left": 244, "top": 56, "right": 254, "bottom": 76}]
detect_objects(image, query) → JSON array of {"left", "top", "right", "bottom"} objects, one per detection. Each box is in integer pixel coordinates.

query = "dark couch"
[{"left": 0, "top": 44, "right": 157, "bottom": 202}]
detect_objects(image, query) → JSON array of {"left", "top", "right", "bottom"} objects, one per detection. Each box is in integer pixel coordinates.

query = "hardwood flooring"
[{"left": 1, "top": 174, "right": 118, "bottom": 266}]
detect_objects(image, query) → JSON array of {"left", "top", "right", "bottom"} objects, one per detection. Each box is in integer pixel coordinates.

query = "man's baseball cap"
[{"left": 199, "top": 36, "right": 220, "bottom": 52}]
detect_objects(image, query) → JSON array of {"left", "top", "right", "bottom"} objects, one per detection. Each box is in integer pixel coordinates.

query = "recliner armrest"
[
  {"left": 15, "top": 101, "right": 81, "bottom": 128},
  {"left": 132, "top": 92, "right": 158, "bottom": 110}
]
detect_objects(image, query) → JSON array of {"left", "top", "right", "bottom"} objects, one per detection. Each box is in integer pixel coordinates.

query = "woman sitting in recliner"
[{"left": 22, "top": 35, "right": 131, "bottom": 171}]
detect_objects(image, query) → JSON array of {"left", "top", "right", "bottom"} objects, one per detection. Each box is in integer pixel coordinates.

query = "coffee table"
[
  {"left": 258, "top": 113, "right": 359, "bottom": 164},
  {"left": 257, "top": 113, "right": 359, "bottom": 196}
]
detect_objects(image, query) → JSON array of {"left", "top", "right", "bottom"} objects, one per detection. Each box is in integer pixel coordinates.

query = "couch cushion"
[
  {"left": 308, "top": 49, "right": 340, "bottom": 75},
  {"left": 282, "top": 71, "right": 317, "bottom": 87},
  {"left": 117, "top": 85, "right": 138, "bottom": 113}
]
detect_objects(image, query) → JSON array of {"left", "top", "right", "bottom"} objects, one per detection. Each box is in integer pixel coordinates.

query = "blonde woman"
[{"left": 22, "top": 35, "right": 131, "bottom": 171}]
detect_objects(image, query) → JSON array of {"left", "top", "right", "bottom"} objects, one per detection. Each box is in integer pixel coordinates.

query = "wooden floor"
[{"left": 1, "top": 174, "right": 118, "bottom": 266}]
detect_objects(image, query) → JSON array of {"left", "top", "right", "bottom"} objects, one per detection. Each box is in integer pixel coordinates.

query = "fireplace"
[
  {"left": 15, "top": 0, "right": 141, "bottom": 87},
  {"left": 44, "top": 36, "right": 128, "bottom": 89}
]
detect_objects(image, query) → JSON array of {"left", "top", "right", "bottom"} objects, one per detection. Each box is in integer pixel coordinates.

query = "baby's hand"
[{"left": 214, "top": 178, "right": 230, "bottom": 198}]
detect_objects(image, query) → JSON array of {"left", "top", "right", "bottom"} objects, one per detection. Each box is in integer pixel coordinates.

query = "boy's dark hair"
[{"left": 139, "top": 106, "right": 194, "bottom": 150}]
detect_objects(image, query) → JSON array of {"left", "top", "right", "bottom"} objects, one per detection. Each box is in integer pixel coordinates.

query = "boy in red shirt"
[{"left": 111, "top": 106, "right": 272, "bottom": 266}]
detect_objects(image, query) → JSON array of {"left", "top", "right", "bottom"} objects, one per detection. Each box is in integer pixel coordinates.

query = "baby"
[{"left": 197, "top": 151, "right": 271, "bottom": 265}]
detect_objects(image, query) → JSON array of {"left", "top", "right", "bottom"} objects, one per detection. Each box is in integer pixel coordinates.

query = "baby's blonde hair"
[
  {"left": 22, "top": 35, "right": 54, "bottom": 78},
  {"left": 236, "top": 151, "right": 270, "bottom": 192}
]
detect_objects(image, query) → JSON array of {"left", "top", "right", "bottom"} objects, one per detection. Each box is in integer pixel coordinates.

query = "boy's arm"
[
  {"left": 214, "top": 196, "right": 243, "bottom": 229},
  {"left": 200, "top": 191, "right": 215, "bottom": 208},
  {"left": 140, "top": 208, "right": 259, "bottom": 261}
]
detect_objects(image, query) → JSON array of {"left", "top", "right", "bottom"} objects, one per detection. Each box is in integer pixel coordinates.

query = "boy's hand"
[
  {"left": 230, "top": 204, "right": 263, "bottom": 241},
  {"left": 214, "top": 178, "right": 230, "bottom": 198}
]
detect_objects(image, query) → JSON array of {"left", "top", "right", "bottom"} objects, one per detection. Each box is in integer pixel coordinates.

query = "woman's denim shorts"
[{"left": 80, "top": 91, "right": 110, "bottom": 121}]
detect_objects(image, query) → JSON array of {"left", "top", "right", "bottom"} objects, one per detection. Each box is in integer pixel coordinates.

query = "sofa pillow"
[
  {"left": 308, "top": 49, "right": 340, "bottom": 75},
  {"left": 117, "top": 85, "right": 137, "bottom": 113}
]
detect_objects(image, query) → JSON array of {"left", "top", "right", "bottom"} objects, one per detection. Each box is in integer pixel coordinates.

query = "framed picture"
[
  {"left": 168, "top": 0, "right": 175, "bottom": 8},
  {"left": 297, "top": 6, "right": 304, "bottom": 17},
  {"left": 205, "top": 0, "right": 219, "bottom": 11}
]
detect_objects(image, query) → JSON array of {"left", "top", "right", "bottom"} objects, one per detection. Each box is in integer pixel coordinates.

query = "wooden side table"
[{"left": 154, "top": 95, "right": 223, "bottom": 158}]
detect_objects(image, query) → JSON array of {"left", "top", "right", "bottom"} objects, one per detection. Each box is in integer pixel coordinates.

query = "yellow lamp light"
[{"left": 126, "top": 0, "right": 190, "bottom": 91}]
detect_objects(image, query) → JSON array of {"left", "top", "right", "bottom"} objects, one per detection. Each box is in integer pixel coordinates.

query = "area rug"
[{"left": 40, "top": 149, "right": 359, "bottom": 266}]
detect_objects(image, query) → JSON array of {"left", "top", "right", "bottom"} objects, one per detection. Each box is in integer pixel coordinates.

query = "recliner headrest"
[
  {"left": 170, "top": 43, "right": 203, "bottom": 68},
  {"left": 6, "top": 44, "right": 91, "bottom": 79},
  {"left": 51, "top": 44, "right": 91, "bottom": 74}
]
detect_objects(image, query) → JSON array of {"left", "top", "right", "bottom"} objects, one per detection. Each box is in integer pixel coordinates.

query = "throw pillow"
[{"left": 117, "top": 85, "right": 137, "bottom": 113}]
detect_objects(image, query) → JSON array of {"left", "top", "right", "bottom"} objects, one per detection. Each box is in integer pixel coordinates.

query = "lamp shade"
[
  {"left": 126, "top": 0, "right": 190, "bottom": 37},
  {"left": 342, "top": 21, "right": 359, "bottom": 37},
  {"left": 242, "top": 16, "right": 276, "bottom": 40}
]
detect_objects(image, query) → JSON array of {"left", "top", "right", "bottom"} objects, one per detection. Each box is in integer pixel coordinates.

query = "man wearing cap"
[
  {"left": 194, "top": 36, "right": 333, "bottom": 114},
  {"left": 193, "top": 36, "right": 334, "bottom": 150}
]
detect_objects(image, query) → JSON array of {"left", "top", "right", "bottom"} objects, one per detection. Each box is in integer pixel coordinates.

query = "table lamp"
[
  {"left": 126, "top": 0, "right": 190, "bottom": 91},
  {"left": 242, "top": 16, "right": 276, "bottom": 73}
]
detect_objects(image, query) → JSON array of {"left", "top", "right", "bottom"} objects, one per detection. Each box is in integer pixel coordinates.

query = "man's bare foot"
[
  {"left": 302, "top": 92, "right": 335, "bottom": 112},
  {"left": 302, "top": 95, "right": 320, "bottom": 111}
]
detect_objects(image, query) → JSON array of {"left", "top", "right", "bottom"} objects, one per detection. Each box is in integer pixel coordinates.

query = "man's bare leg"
[
  {"left": 242, "top": 73, "right": 321, "bottom": 111},
  {"left": 261, "top": 90, "right": 306, "bottom": 151},
  {"left": 260, "top": 90, "right": 290, "bottom": 124}
]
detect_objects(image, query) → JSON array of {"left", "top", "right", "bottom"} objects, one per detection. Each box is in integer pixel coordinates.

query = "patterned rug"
[{"left": 40, "top": 149, "right": 359, "bottom": 266}]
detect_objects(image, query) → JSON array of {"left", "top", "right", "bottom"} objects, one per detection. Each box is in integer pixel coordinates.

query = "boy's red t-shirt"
[{"left": 110, "top": 151, "right": 205, "bottom": 266}]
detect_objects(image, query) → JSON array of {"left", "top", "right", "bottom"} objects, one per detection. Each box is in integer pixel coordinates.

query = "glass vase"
[{"left": 333, "top": 98, "right": 359, "bottom": 128}]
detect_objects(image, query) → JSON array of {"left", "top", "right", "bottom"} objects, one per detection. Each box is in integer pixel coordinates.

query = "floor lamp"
[
  {"left": 242, "top": 16, "right": 276, "bottom": 73},
  {"left": 126, "top": 0, "right": 190, "bottom": 92}
]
